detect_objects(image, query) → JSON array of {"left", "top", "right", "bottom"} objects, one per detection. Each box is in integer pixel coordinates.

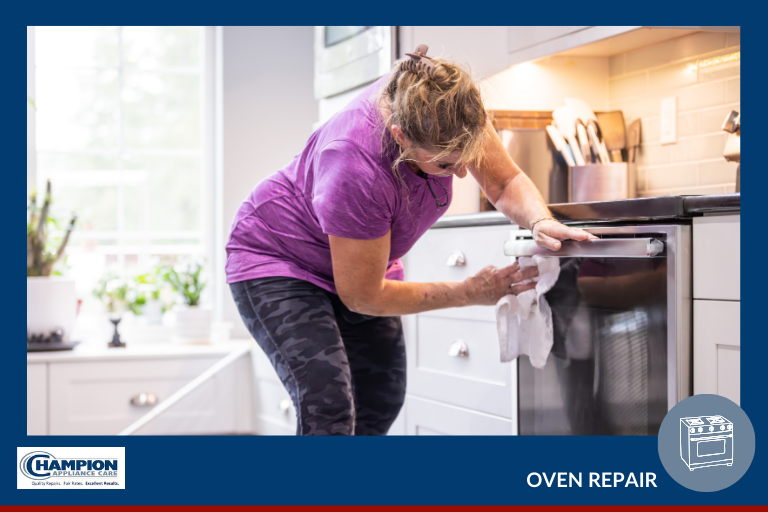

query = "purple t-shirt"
[{"left": 225, "top": 77, "right": 453, "bottom": 294}]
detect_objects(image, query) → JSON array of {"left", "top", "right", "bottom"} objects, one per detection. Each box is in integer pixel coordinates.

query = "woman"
[{"left": 226, "top": 45, "right": 595, "bottom": 435}]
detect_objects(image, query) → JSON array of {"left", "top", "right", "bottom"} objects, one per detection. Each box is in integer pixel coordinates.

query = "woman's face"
[
  {"left": 390, "top": 124, "right": 467, "bottom": 178},
  {"left": 408, "top": 147, "right": 467, "bottom": 178}
]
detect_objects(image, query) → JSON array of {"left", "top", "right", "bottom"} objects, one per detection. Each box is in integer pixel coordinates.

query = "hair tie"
[{"left": 400, "top": 44, "right": 435, "bottom": 78}]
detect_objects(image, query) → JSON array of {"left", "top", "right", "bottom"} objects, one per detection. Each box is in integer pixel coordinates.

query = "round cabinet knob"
[
  {"left": 129, "top": 392, "right": 159, "bottom": 407},
  {"left": 709, "top": 426, "right": 714, "bottom": 432},
  {"left": 278, "top": 399, "right": 292, "bottom": 414},
  {"left": 690, "top": 428, "right": 695, "bottom": 433},
  {"left": 445, "top": 251, "right": 466, "bottom": 267},
  {"left": 698, "top": 427, "right": 703, "bottom": 433},
  {"left": 721, "top": 425, "right": 725, "bottom": 431},
  {"left": 447, "top": 340, "right": 469, "bottom": 358}
]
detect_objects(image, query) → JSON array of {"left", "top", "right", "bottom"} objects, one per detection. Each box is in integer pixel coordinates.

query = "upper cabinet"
[
  {"left": 508, "top": 26, "right": 591, "bottom": 54},
  {"left": 399, "top": 26, "right": 740, "bottom": 79},
  {"left": 398, "top": 26, "right": 510, "bottom": 80}
]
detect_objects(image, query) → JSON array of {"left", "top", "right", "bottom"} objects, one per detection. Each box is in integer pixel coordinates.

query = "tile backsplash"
[{"left": 608, "top": 31, "right": 740, "bottom": 197}]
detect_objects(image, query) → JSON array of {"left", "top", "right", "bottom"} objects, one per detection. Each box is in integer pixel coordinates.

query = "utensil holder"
[{"left": 569, "top": 163, "right": 635, "bottom": 203}]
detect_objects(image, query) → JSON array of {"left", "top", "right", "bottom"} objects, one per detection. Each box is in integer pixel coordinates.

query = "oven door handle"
[
  {"left": 503, "top": 238, "right": 664, "bottom": 258},
  {"left": 691, "top": 435, "right": 732, "bottom": 442}
]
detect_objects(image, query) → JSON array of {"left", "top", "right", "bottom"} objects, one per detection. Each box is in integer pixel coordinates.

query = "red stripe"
[{"left": 1, "top": 508, "right": 766, "bottom": 511}]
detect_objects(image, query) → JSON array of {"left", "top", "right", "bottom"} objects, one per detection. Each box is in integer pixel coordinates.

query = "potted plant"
[
  {"left": 92, "top": 273, "right": 133, "bottom": 347},
  {"left": 27, "top": 180, "right": 78, "bottom": 344},
  {"left": 160, "top": 259, "right": 210, "bottom": 344},
  {"left": 134, "top": 271, "right": 165, "bottom": 325}
]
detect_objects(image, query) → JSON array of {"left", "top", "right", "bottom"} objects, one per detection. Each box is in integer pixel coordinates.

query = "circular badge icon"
[{"left": 658, "top": 394, "right": 754, "bottom": 492}]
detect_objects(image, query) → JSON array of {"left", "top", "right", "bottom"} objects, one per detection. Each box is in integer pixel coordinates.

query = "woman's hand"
[
  {"left": 533, "top": 220, "right": 598, "bottom": 251},
  {"left": 462, "top": 263, "right": 539, "bottom": 306}
]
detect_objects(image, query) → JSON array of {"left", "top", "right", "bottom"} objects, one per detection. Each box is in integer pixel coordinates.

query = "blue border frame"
[{"left": 7, "top": 5, "right": 759, "bottom": 505}]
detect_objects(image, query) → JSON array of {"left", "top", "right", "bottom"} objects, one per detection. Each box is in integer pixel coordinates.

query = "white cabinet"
[
  {"left": 402, "top": 224, "right": 517, "bottom": 434},
  {"left": 405, "top": 396, "right": 514, "bottom": 436},
  {"left": 692, "top": 214, "right": 740, "bottom": 405},
  {"left": 27, "top": 342, "right": 254, "bottom": 436},
  {"left": 506, "top": 26, "right": 641, "bottom": 66},
  {"left": 694, "top": 300, "right": 740, "bottom": 405},
  {"left": 398, "top": 26, "right": 510, "bottom": 80},
  {"left": 27, "top": 363, "right": 47, "bottom": 435},
  {"left": 693, "top": 215, "right": 740, "bottom": 301},
  {"left": 507, "top": 26, "right": 589, "bottom": 54}
]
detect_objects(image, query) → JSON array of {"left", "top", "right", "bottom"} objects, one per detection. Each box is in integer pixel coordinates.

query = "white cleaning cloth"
[{"left": 496, "top": 255, "right": 561, "bottom": 369}]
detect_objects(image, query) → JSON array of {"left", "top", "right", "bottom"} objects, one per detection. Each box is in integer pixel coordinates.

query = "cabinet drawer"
[
  {"left": 253, "top": 379, "right": 296, "bottom": 435},
  {"left": 405, "top": 395, "right": 514, "bottom": 435},
  {"left": 48, "top": 357, "right": 235, "bottom": 435},
  {"left": 405, "top": 315, "right": 515, "bottom": 418},
  {"left": 693, "top": 215, "right": 740, "bottom": 300},
  {"left": 404, "top": 224, "right": 515, "bottom": 322}
]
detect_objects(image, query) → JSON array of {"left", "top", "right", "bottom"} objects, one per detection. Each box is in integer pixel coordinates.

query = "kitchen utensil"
[
  {"left": 566, "top": 98, "right": 611, "bottom": 163},
  {"left": 546, "top": 125, "right": 576, "bottom": 167},
  {"left": 627, "top": 119, "right": 641, "bottom": 164},
  {"left": 596, "top": 111, "right": 627, "bottom": 162},
  {"left": 552, "top": 106, "right": 586, "bottom": 165},
  {"left": 576, "top": 120, "right": 594, "bottom": 163}
]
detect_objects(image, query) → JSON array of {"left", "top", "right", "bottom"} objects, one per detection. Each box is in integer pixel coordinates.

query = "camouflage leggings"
[{"left": 230, "top": 277, "right": 406, "bottom": 435}]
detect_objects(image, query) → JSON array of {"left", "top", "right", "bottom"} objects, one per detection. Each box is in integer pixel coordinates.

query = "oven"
[
  {"left": 681, "top": 416, "right": 734, "bottom": 469},
  {"left": 504, "top": 224, "right": 691, "bottom": 435},
  {"left": 314, "top": 26, "right": 396, "bottom": 99}
]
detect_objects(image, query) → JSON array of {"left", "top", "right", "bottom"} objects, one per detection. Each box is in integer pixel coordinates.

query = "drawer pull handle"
[
  {"left": 447, "top": 340, "right": 469, "bottom": 358},
  {"left": 130, "top": 392, "right": 159, "bottom": 407},
  {"left": 445, "top": 251, "right": 466, "bottom": 267},
  {"left": 278, "top": 399, "right": 292, "bottom": 414}
]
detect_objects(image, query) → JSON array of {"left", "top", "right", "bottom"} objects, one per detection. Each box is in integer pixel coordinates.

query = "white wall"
[
  {"left": 221, "top": 27, "right": 318, "bottom": 338},
  {"left": 479, "top": 56, "right": 609, "bottom": 112},
  {"left": 607, "top": 31, "right": 740, "bottom": 197},
  {"left": 27, "top": 26, "right": 36, "bottom": 195}
]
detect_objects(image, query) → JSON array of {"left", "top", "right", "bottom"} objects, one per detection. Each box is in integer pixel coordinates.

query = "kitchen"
[{"left": 26, "top": 26, "right": 740, "bottom": 436}]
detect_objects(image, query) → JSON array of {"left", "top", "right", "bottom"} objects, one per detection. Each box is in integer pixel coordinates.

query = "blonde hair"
[{"left": 378, "top": 54, "right": 488, "bottom": 179}]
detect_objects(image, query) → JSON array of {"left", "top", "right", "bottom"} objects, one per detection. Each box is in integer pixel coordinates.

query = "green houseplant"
[
  {"left": 160, "top": 259, "right": 211, "bottom": 344},
  {"left": 26, "top": 180, "right": 79, "bottom": 344}
]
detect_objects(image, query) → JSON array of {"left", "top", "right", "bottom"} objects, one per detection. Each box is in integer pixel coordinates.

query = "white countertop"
[{"left": 27, "top": 339, "right": 253, "bottom": 363}]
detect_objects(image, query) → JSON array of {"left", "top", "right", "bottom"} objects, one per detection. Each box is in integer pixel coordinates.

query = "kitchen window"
[{"left": 33, "top": 26, "right": 216, "bottom": 336}]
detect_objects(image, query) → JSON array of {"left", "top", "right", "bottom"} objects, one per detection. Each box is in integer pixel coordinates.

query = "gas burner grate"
[
  {"left": 707, "top": 416, "right": 725, "bottom": 424},
  {"left": 688, "top": 418, "right": 704, "bottom": 425}
]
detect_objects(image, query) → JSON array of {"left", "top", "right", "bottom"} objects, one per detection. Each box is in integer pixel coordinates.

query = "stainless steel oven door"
[
  {"left": 504, "top": 224, "right": 691, "bottom": 435},
  {"left": 690, "top": 434, "right": 733, "bottom": 466}
]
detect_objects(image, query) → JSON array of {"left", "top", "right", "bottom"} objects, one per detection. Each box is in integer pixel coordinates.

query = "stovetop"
[{"left": 681, "top": 415, "right": 733, "bottom": 427}]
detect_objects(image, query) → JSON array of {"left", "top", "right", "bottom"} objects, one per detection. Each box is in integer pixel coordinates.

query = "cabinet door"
[
  {"left": 27, "top": 363, "right": 47, "bottom": 435},
  {"left": 405, "top": 315, "right": 515, "bottom": 418},
  {"left": 405, "top": 396, "right": 514, "bottom": 435},
  {"left": 508, "top": 27, "right": 589, "bottom": 53},
  {"left": 693, "top": 215, "right": 740, "bottom": 300},
  {"left": 694, "top": 300, "right": 740, "bottom": 405},
  {"left": 49, "top": 357, "right": 237, "bottom": 435},
  {"left": 399, "top": 26, "right": 510, "bottom": 79}
]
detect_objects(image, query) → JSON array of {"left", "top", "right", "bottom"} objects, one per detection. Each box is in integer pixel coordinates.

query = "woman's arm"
[
  {"left": 469, "top": 121, "right": 597, "bottom": 250},
  {"left": 329, "top": 232, "right": 537, "bottom": 316}
]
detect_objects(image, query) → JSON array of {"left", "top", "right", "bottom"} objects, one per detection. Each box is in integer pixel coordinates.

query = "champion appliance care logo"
[{"left": 17, "top": 447, "right": 125, "bottom": 489}]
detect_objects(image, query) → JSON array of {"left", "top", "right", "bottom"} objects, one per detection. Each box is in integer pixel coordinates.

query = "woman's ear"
[{"left": 391, "top": 125, "right": 411, "bottom": 148}]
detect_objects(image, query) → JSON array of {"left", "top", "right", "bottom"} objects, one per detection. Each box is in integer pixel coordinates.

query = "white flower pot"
[
  {"left": 172, "top": 305, "right": 211, "bottom": 344},
  {"left": 27, "top": 277, "right": 77, "bottom": 343}
]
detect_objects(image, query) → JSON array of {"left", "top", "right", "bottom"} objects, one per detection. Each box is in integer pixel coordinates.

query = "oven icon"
[{"left": 680, "top": 416, "right": 734, "bottom": 470}]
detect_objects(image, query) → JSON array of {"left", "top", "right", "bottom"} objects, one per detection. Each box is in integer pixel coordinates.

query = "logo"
[
  {"left": 658, "top": 395, "right": 754, "bottom": 492},
  {"left": 17, "top": 447, "right": 125, "bottom": 489}
]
